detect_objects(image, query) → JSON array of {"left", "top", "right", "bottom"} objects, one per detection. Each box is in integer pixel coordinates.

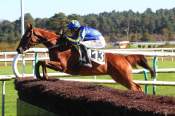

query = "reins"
[{"left": 32, "top": 29, "right": 65, "bottom": 50}]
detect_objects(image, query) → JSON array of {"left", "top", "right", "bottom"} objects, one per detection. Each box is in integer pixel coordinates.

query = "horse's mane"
[{"left": 33, "top": 28, "right": 59, "bottom": 40}]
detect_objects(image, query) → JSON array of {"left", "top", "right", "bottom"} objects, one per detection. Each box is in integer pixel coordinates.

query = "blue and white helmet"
[{"left": 67, "top": 20, "right": 81, "bottom": 30}]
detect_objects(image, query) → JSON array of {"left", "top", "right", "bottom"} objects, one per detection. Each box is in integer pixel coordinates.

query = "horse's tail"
[{"left": 125, "top": 55, "right": 155, "bottom": 78}]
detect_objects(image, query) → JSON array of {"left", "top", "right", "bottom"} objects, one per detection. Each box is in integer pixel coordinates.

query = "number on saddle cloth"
[{"left": 87, "top": 49, "right": 105, "bottom": 64}]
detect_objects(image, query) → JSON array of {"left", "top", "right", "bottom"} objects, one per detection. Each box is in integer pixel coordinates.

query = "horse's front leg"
[
  {"left": 42, "top": 61, "right": 48, "bottom": 79},
  {"left": 44, "top": 60, "right": 64, "bottom": 72},
  {"left": 35, "top": 60, "right": 64, "bottom": 79},
  {"left": 35, "top": 60, "right": 48, "bottom": 80}
]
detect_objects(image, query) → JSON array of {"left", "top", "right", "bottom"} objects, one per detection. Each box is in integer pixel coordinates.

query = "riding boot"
[
  {"left": 80, "top": 44, "right": 92, "bottom": 68},
  {"left": 69, "top": 45, "right": 81, "bottom": 74},
  {"left": 71, "top": 44, "right": 92, "bottom": 68}
]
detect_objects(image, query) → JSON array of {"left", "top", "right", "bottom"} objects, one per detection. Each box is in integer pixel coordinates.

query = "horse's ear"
[{"left": 27, "top": 23, "right": 33, "bottom": 30}]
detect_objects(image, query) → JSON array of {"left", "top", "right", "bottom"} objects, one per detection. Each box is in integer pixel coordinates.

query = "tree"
[
  {"left": 84, "top": 14, "right": 99, "bottom": 28},
  {"left": 140, "top": 32, "right": 152, "bottom": 41},
  {"left": 24, "top": 13, "right": 35, "bottom": 28},
  {"left": 47, "top": 12, "right": 68, "bottom": 33},
  {"left": 1, "top": 7, "right": 175, "bottom": 44}
]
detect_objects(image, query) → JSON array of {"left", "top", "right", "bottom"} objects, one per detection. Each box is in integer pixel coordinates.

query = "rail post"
[
  {"left": 0, "top": 76, "right": 15, "bottom": 116},
  {"left": 153, "top": 56, "right": 158, "bottom": 95},
  {"left": 1, "top": 81, "right": 5, "bottom": 116},
  {"left": 33, "top": 52, "right": 38, "bottom": 78},
  {"left": 143, "top": 69, "right": 148, "bottom": 94},
  {"left": 172, "top": 49, "right": 174, "bottom": 62},
  {"left": 4, "top": 52, "right": 7, "bottom": 67}
]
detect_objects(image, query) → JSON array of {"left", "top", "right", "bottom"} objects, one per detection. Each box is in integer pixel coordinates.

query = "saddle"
[
  {"left": 80, "top": 44, "right": 105, "bottom": 65},
  {"left": 69, "top": 44, "right": 105, "bottom": 74}
]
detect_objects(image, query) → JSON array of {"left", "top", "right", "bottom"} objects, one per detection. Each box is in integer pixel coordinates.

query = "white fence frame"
[
  {"left": 1, "top": 48, "right": 175, "bottom": 92},
  {"left": 1, "top": 47, "right": 175, "bottom": 62},
  {"left": 0, "top": 48, "right": 175, "bottom": 116},
  {"left": 11, "top": 48, "right": 175, "bottom": 87}
]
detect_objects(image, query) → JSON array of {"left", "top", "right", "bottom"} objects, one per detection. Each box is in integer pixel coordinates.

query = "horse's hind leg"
[
  {"left": 111, "top": 73, "right": 142, "bottom": 92},
  {"left": 137, "top": 56, "right": 155, "bottom": 78},
  {"left": 109, "top": 64, "right": 142, "bottom": 91}
]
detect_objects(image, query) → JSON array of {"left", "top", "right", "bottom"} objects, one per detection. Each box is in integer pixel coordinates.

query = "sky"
[{"left": 0, "top": 0, "right": 175, "bottom": 21}]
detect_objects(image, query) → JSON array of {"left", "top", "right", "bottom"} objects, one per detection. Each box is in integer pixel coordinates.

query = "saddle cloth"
[{"left": 87, "top": 49, "right": 105, "bottom": 64}]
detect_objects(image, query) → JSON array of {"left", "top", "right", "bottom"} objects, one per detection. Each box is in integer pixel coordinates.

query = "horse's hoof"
[{"left": 42, "top": 76, "right": 49, "bottom": 80}]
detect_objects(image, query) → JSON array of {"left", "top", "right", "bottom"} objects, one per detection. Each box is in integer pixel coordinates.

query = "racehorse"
[{"left": 16, "top": 24, "right": 155, "bottom": 91}]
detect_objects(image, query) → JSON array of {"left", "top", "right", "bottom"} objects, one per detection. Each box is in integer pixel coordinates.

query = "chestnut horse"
[{"left": 16, "top": 24, "right": 155, "bottom": 91}]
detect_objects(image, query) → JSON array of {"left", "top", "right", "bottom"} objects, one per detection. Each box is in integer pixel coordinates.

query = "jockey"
[{"left": 66, "top": 20, "right": 106, "bottom": 68}]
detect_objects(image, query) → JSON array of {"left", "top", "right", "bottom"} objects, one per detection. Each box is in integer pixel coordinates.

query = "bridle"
[{"left": 29, "top": 29, "right": 65, "bottom": 50}]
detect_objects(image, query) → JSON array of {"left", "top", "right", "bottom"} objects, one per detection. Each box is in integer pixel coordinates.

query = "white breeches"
[{"left": 80, "top": 36, "right": 106, "bottom": 49}]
